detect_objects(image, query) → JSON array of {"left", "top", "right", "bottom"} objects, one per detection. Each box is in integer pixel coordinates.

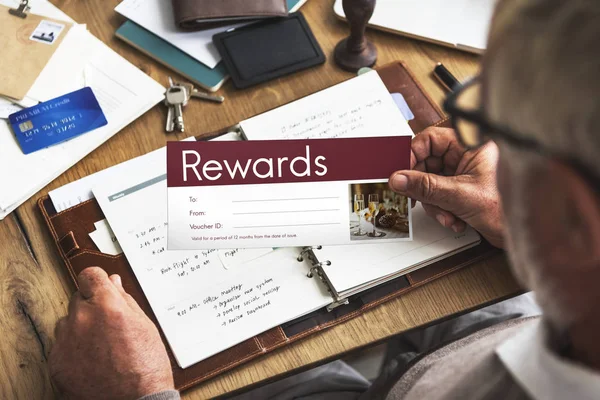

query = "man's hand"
[
  {"left": 389, "top": 127, "right": 504, "bottom": 248},
  {"left": 49, "top": 267, "right": 174, "bottom": 400}
]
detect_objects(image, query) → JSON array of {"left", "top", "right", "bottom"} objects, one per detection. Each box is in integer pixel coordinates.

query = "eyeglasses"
[
  {"left": 442, "top": 76, "right": 544, "bottom": 150},
  {"left": 443, "top": 76, "right": 600, "bottom": 188}
]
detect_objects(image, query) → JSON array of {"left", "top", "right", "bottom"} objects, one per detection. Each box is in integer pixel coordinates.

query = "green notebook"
[
  {"left": 115, "top": 0, "right": 307, "bottom": 92},
  {"left": 287, "top": 0, "right": 308, "bottom": 12}
]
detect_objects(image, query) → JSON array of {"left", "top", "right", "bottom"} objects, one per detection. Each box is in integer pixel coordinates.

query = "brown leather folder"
[
  {"left": 172, "top": 0, "right": 288, "bottom": 30},
  {"left": 38, "top": 61, "right": 499, "bottom": 391}
]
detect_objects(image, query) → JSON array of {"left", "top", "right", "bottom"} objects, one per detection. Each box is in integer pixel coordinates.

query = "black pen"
[{"left": 433, "top": 62, "right": 460, "bottom": 92}]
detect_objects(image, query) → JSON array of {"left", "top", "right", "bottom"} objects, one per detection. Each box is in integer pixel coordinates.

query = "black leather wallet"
[{"left": 213, "top": 13, "right": 325, "bottom": 89}]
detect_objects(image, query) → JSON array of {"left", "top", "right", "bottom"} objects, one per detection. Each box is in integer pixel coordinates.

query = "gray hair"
[{"left": 484, "top": 0, "right": 600, "bottom": 175}]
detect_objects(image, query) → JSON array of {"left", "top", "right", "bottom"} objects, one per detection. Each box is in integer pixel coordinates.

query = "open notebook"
[
  {"left": 71, "top": 71, "right": 478, "bottom": 368},
  {"left": 40, "top": 62, "right": 491, "bottom": 389}
]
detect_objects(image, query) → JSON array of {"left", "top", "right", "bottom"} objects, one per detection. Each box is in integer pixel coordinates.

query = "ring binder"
[
  {"left": 297, "top": 245, "right": 322, "bottom": 262},
  {"left": 298, "top": 246, "right": 343, "bottom": 308},
  {"left": 301, "top": 249, "right": 349, "bottom": 311},
  {"left": 306, "top": 261, "right": 331, "bottom": 278}
]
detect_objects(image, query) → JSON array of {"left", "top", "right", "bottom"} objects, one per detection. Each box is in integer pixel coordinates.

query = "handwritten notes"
[
  {"left": 170, "top": 277, "right": 281, "bottom": 328},
  {"left": 218, "top": 247, "right": 274, "bottom": 270},
  {"left": 277, "top": 99, "right": 384, "bottom": 140},
  {"left": 128, "top": 219, "right": 272, "bottom": 278},
  {"left": 154, "top": 249, "right": 332, "bottom": 367},
  {"left": 240, "top": 71, "right": 413, "bottom": 141},
  {"left": 131, "top": 221, "right": 168, "bottom": 258}
]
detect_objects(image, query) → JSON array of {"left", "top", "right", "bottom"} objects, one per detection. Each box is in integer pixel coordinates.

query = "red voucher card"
[{"left": 166, "top": 136, "right": 412, "bottom": 249}]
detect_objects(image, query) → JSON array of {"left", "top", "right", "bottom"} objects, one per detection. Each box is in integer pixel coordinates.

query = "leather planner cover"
[
  {"left": 38, "top": 61, "right": 500, "bottom": 391},
  {"left": 171, "top": 0, "right": 288, "bottom": 30}
]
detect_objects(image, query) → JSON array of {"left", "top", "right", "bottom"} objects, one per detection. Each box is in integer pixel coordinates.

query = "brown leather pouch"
[
  {"left": 172, "top": 0, "right": 288, "bottom": 30},
  {"left": 39, "top": 61, "right": 499, "bottom": 391}
]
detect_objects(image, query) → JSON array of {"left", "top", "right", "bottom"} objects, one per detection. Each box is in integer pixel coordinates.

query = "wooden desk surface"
[{"left": 0, "top": 1, "right": 520, "bottom": 398}]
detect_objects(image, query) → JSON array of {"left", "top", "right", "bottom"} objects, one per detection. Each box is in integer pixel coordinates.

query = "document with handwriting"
[
  {"left": 240, "top": 71, "right": 413, "bottom": 141},
  {"left": 93, "top": 147, "right": 331, "bottom": 368}
]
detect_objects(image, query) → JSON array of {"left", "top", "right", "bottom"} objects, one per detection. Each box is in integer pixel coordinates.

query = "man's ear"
[{"left": 541, "top": 160, "right": 600, "bottom": 266}]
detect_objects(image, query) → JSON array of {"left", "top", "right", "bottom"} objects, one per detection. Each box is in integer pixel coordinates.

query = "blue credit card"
[{"left": 8, "top": 87, "right": 108, "bottom": 154}]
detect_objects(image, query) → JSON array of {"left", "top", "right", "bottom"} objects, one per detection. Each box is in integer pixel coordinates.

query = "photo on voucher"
[{"left": 348, "top": 182, "right": 411, "bottom": 241}]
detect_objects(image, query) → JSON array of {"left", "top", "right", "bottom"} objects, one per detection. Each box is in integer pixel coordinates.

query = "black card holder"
[{"left": 213, "top": 12, "right": 326, "bottom": 89}]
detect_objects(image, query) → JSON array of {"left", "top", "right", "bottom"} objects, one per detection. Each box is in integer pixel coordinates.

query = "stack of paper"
[{"left": 0, "top": 0, "right": 165, "bottom": 219}]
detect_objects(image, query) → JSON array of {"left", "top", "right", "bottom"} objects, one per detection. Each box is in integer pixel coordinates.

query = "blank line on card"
[
  {"left": 233, "top": 223, "right": 341, "bottom": 229},
  {"left": 232, "top": 197, "right": 339, "bottom": 203},
  {"left": 233, "top": 209, "right": 340, "bottom": 215}
]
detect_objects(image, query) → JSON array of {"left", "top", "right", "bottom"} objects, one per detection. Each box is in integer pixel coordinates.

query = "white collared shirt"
[{"left": 496, "top": 319, "right": 600, "bottom": 400}]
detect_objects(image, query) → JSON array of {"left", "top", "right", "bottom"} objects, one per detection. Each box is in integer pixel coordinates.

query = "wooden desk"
[{"left": 0, "top": 1, "right": 521, "bottom": 398}]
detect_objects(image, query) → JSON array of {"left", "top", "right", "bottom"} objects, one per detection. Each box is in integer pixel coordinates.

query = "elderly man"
[{"left": 49, "top": 0, "right": 600, "bottom": 398}]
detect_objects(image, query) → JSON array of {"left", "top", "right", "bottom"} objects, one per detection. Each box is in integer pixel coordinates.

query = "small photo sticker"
[
  {"left": 348, "top": 182, "right": 411, "bottom": 241},
  {"left": 29, "top": 20, "right": 66, "bottom": 45}
]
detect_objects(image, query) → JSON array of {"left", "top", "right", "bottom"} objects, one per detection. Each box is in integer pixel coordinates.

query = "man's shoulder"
[
  {"left": 401, "top": 347, "right": 531, "bottom": 400},
  {"left": 388, "top": 317, "right": 539, "bottom": 400}
]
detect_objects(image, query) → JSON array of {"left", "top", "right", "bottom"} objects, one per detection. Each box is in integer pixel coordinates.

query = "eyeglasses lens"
[{"left": 455, "top": 82, "right": 483, "bottom": 148}]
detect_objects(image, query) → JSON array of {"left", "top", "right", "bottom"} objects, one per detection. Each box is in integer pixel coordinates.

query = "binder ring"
[
  {"left": 296, "top": 245, "right": 323, "bottom": 262},
  {"left": 306, "top": 260, "right": 331, "bottom": 278}
]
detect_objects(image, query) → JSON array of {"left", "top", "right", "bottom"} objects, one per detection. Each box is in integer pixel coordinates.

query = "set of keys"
[{"left": 164, "top": 77, "right": 225, "bottom": 133}]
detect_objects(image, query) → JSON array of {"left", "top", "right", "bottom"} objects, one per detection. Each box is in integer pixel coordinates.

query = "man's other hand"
[
  {"left": 389, "top": 127, "right": 504, "bottom": 248},
  {"left": 49, "top": 267, "right": 174, "bottom": 400}
]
